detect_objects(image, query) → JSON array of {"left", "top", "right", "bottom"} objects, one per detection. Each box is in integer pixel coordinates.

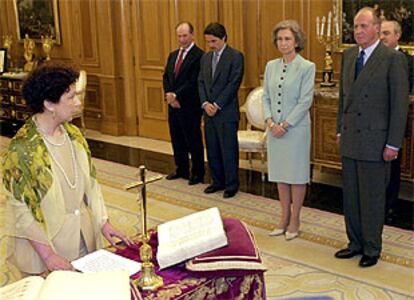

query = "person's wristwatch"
[{"left": 279, "top": 122, "right": 289, "bottom": 130}]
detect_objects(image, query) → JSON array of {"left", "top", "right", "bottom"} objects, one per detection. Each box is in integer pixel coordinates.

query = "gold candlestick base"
[
  {"left": 320, "top": 69, "right": 336, "bottom": 87},
  {"left": 125, "top": 166, "right": 164, "bottom": 291},
  {"left": 318, "top": 47, "right": 337, "bottom": 87},
  {"left": 133, "top": 236, "right": 163, "bottom": 291}
]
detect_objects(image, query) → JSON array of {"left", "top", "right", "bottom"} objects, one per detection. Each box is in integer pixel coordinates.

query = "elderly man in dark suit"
[
  {"left": 336, "top": 7, "right": 409, "bottom": 267},
  {"left": 380, "top": 19, "right": 414, "bottom": 223},
  {"left": 198, "top": 22, "right": 244, "bottom": 198},
  {"left": 163, "top": 22, "right": 205, "bottom": 185}
]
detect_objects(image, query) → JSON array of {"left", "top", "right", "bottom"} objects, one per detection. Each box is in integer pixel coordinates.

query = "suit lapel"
[
  {"left": 169, "top": 50, "right": 179, "bottom": 82},
  {"left": 205, "top": 52, "right": 213, "bottom": 87},
  {"left": 175, "top": 46, "right": 196, "bottom": 80},
  {"left": 212, "top": 46, "right": 229, "bottom": 84},
  {"left": 353, "top": 43, "right": 383, "bottom": 89},
  {"left": 344, "top": 44, "right": 383, "bottom": 111}
]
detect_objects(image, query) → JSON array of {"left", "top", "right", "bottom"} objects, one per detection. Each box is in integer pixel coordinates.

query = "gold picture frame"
[
  {"left": 13, "top": 0, "right": 61, "bottom": 45},
  {"left": 338, "top": 0, "right": 414, "bottom": 55}
]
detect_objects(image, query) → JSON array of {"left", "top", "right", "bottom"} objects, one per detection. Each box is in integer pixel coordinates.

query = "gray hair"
[
  {"left": 384, "top": 20, "right": 402, "bottom": 35},
  {"left": 355, "top": 7, "right": 381, "bottom": 26},
  {"left": 272, "top": 20, "right": 305, "bottom": 52}
]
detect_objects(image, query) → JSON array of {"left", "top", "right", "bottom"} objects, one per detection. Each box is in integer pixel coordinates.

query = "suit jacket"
[
  {"left": 337, "top": 43, "right": 409, "bottom": 161},
  {"left": 198, "top": 45, "right": 244, "bottom": 122},
  {"left": 263, "top": 55, "right": 315, "bottom": 127},
  {"left": 399, "top": 48, "right": 414, "bottom": 92},
  {"left": 163, "top": 45, "right": 204, "bottom": 112}
]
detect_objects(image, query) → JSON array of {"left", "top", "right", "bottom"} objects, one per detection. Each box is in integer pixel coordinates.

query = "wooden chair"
[
  {"left": 73, "top": 70, "right": 87, "bottom": 132},
  {"left": 237, "top": 86, "right": 267, "bottom": 181}
]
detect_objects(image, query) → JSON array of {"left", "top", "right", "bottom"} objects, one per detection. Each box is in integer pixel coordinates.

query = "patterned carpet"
[
  {"left": 1, "top": 135, "right": 413, "bottom": 299},
  {"left": 95, "top": 159, "right": 414, "bottom": 300}
]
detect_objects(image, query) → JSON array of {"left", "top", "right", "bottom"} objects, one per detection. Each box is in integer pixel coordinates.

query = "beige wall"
[{"left": 0, "top": 0, "right": 337, "bottom": 140}]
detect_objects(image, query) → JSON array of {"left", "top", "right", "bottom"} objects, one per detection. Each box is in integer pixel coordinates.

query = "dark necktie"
[
  {"left": 212, "top": 52, "right": 219, "bottom": 78},
  {"left": 174, "top": 49, "right": 185, "bottom": 77},
  {"left": 355, "top": 50, "right": 365, "bottom": 79}
]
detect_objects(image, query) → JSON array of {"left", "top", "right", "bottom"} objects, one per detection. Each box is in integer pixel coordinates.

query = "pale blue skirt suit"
[{"left": 263, "top": 54, "right": 315, "bottom": 184}]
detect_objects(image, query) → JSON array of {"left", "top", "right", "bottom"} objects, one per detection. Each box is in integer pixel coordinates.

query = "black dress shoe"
[
  {"left": 223, "top": 190, "right": 237, "bottom": 198},
  {"left": 386, "top": 209, "right": 397, "bottom": 225},
  {"left": 334, "top": 248, "right": 362, "bottom": 259},
  {"left": 188, "top": 175, "right": 204, "bottom": 185},
  {"left": 204, "top": 185, "right": 224, "bottom": 194},
  {"left": 359, "top": 255, "right": 379, "bottom": 267},
  {"left": 166, "top": 173, "right": 188, "bottom": 180}
]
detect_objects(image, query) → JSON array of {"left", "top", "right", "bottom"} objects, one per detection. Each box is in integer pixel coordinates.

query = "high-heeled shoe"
[
  {"left": 268, "top": 228, "right": 285, "bottom": 236},
  {"left": 285, "top": 231, "right": 299, "bottom": 240}
]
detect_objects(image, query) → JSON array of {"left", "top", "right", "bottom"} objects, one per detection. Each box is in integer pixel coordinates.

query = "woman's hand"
[
  {"left": 30, "top": 240, "right": 75, "bottom": 272},
  {"left": 271, "top": 124, "right": 287, "bottom": 138},
  {"left": 101, "top": 221, "right": 132, "bottom": 247},
  {"left": 44, "top": 253, "right": 75, "bottom": 271}
]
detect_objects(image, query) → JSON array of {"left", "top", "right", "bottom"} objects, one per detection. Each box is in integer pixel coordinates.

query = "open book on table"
[
  {"left": 71, "top": 249, "right": 141, "bottom": 276},
  {"left": 0, "top": 270, "right": 130, "bottom": 300},
  {"left": 157, "top": 207, "right": 228, "bottom": 269}
]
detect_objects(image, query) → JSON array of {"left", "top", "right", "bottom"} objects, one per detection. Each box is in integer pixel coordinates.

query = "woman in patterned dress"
[{"left": 2, "top": 62, "right": 131, "bottom": 275}]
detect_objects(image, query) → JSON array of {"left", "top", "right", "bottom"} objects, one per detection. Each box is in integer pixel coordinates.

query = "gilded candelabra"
[
  {"left": 124, "top": 166, "right": 164, "bottom": 291},
  {"left": 316, "top": 2, "right": 340, "bottom": 87},
  {"left": 41, "top": 35, "right": 54, "bottom": 61}
]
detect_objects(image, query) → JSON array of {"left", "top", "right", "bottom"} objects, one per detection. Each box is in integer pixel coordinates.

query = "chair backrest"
[
  {"left": 244, "top": 86, "right": 265, "bottom": 131},
  {"left": 75, "top": 70, "right": 87, "bottom": 106}
]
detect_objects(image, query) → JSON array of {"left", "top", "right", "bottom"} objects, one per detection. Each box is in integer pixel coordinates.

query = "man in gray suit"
[
  {"left": 335, "top": 7, "right": 409, "bottom": 267},
  {"left": 198, "top": 22, "right": 244, "bottom": 198}
]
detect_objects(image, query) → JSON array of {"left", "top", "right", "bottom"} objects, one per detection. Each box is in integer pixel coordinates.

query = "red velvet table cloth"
[{"left": 115, "top": 230, "right": 266, "bottom": 300}]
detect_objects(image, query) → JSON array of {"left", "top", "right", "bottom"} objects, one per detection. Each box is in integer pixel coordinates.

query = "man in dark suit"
[
  {"left": 198, "top": 22, "right": 244, "bottom": 198},
  {"left": 163, "top": 22, "right": 205, "bottom": 185},
  {"left": 335, "top": 7, "right": 409, "bottom": 267},
  {"left": 380, "top": 19, "right": 414, "bottom": 223}
]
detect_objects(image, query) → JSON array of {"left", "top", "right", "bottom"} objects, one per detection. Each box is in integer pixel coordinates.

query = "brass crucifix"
[{"left": 124, "top": 165, "right": 163, "bottom": 291}]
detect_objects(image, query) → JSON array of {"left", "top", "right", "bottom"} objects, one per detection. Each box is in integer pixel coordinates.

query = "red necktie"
[{"left": 174, "top": 49, "right": 185, "bottom": 77}]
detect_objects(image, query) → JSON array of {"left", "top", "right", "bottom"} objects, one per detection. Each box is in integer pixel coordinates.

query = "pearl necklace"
[
  {"left": 34, "top": 117, "right": 67, "bottom": 147},
  {"left": 45, "top": 129, "right": 79, "bottom": 190},
  {"left": 42, "top": 128, "right": 67, "bottom": 146},
  {"left": 33, "top": 117, "right": 78, "bottom": 189},
  {"left": 36, "top": 123, "right": 79, "bottom": 189}
]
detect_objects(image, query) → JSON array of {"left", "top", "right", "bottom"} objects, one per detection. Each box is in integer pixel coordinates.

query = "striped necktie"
[{"left": 212, "top": 52, "right": 219, "bottom": 78}]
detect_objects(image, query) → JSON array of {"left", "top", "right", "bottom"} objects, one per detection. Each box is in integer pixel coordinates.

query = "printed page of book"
[
  {"left": 71, "top": 249, "right": 141, "bottom": 276},
  {"left": 0, "top": 276, "right": 44, "bottom": 300},
  {"left": 157, "top": 207, "right": 228, "bottom": 269},
  {"left": 37, "top": 270, "right": 130, "bottom": 300}
]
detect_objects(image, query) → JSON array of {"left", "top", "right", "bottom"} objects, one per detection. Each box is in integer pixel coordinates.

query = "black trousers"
[
  {"left": 341, "top": 156, "right": 390, "bottom": 256},
  {"left": 168, "top": 109, "right": 204, "bottom": 178},
  {"left": 204, "top": 119, "right": 239, "bottom": 192}
]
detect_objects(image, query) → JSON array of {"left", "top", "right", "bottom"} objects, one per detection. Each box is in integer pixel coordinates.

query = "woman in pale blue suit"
[{"left": 263, "top": 20, "right": 315, "bottom": 240}]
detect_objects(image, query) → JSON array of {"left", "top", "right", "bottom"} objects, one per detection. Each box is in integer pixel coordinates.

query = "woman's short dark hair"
[
  {"left": 22, "top": 61, "right": 79, "bottom": 113},
  {"left": 272, "top": 20, "right": 305, "bottom": 53},
  {"left": 204, "top": 22, "right": 227, "bottom": 41}
]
